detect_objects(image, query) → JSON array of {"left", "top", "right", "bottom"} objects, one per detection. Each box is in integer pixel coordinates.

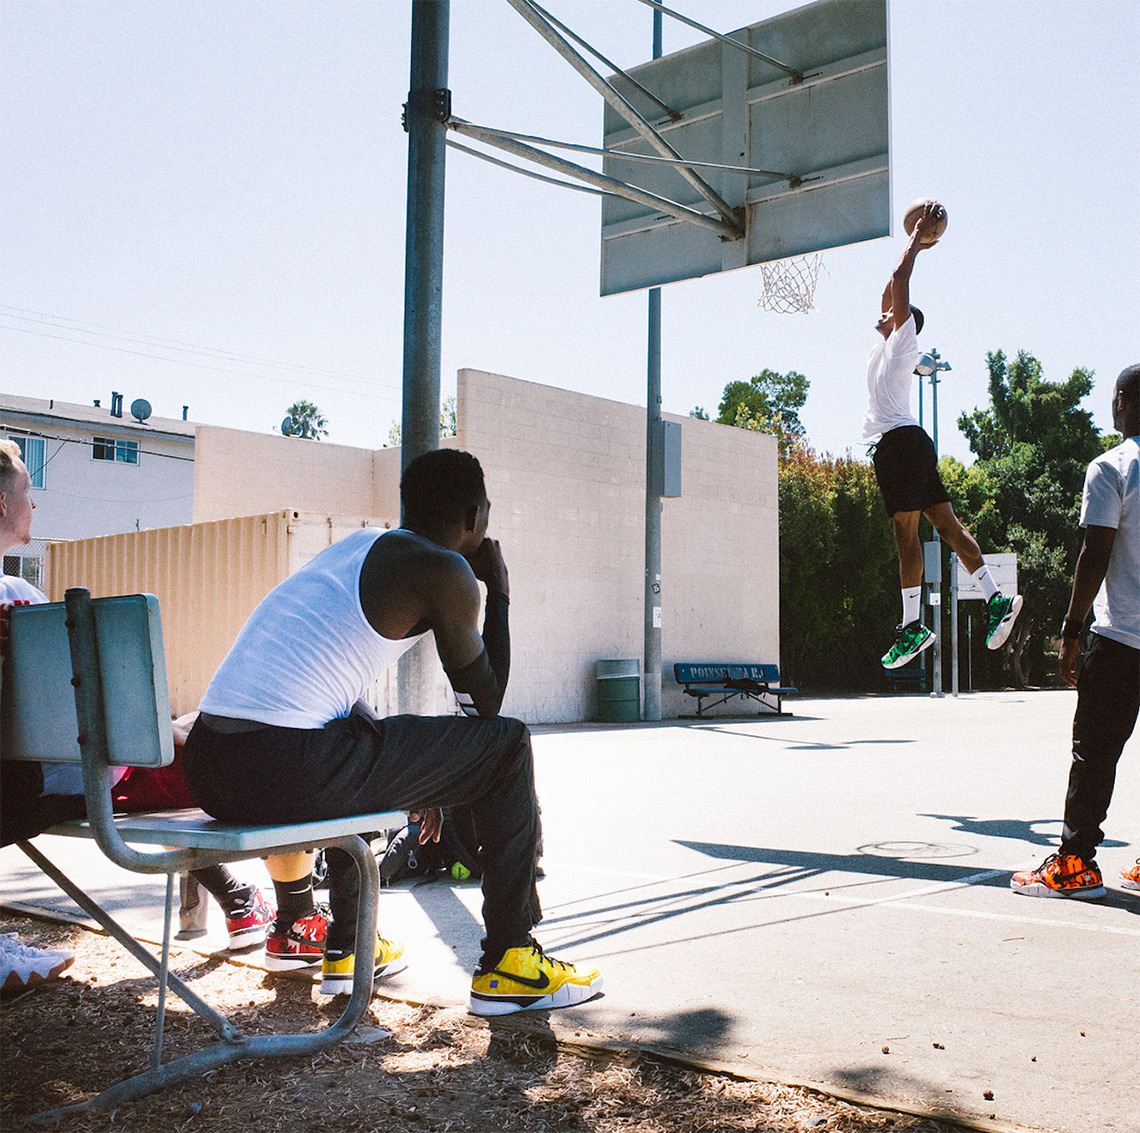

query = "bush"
[{"left": 778, "top": 446, "right": 898, "bottom": 691}]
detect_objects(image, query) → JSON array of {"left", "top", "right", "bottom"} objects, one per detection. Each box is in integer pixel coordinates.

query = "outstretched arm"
[{"left": 887, "top": 201, "right": 940, "bottom": 331}]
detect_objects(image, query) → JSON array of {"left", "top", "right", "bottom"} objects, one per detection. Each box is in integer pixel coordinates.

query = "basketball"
[{"left": 903, "top": 198, "right": 947, "bottom": 246}]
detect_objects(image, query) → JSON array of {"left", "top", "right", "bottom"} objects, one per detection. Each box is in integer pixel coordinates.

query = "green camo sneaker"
[
  {"left": 881, "top": 621, "right": 935, "bottom": 670},
  {"left": 985, "top": 593, "right": 1023, "bottom": 650}
]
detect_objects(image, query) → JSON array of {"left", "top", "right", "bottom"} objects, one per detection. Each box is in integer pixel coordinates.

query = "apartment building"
[{"left": 1, "top": 391, "right": 196, "bottom": 589}]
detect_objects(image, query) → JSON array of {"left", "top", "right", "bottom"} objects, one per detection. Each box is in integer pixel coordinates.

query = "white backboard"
[
  {"left": 600, "top": 0, "right": 889, "bottom": 296},
  {"left": 956, "top": 553, "right": 1018, "bottom": 599}
]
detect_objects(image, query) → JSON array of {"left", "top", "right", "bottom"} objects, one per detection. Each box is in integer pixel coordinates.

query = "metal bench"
[
  {"left": 1, "top": 588, "right": 405, "bottom": 1122},
  {"left": 673, "top": 662, "right": 797, "bottom": 717}
]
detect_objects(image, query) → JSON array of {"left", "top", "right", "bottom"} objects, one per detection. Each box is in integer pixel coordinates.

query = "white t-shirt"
[
  {"left": 862, "top": 314, "right": 921, "bottom": 440},
  {"left": 1080, "top": 435, "right": 1139, "bottom": 650},
  {"left": 200, "top": 528, "right": 427, "bottom": 729},
  {"left": 0, "top": 575, "right": 85, "bottom": 795}
]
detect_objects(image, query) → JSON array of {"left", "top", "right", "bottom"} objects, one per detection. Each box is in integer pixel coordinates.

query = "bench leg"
[
  {"left": 19, "top": 834, "right": 381, "bottom": 1122},
  {"left": 177, "top": 872, "right": 209, "bottom": 940},
  {"left": 153, "top": 874, "right": 175, "bottom": 1070},
  {"left": 18, "top": 842, "right": 237, "bottom": 1041}
]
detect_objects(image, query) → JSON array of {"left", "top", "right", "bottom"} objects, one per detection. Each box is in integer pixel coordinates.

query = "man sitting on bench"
[{"left": 184, "top": 449, "right": 603, "bottom": 1014}]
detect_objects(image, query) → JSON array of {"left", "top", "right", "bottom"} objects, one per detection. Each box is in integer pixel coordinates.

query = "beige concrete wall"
[
  {"left": 192, "top": 427, "right": 442, "bottom": 527},
  {"left": 192, "top": 426, "right": 397, "bottom": 525},
  {"left": 659, "top": 407, "right": 779, "bottom": 717},
  {"left": 459, "top": 369, "right": 778, "bottom": 721}
]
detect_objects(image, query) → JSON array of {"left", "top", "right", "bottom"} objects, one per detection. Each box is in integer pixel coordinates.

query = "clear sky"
[{"left": 3, "top": 1, "right": 1137, "bottom": 465}]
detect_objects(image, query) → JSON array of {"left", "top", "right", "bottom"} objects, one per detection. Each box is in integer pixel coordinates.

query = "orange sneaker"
[
  {"left": 1121, "top": 860, "right": 1140, "bottom": 892},
  {"left": 1011, "top": 853, "right": 1105, "bottom": 899}
]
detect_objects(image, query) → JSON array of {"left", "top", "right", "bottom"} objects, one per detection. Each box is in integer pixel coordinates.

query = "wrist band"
[{"left": 1060, "top": 615, "right": 1081, "bottom": 640}]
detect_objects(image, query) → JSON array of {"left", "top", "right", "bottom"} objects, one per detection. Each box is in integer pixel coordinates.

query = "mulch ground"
[{"left": 2, "top": 914, "right": 989, "bottom": 1133}]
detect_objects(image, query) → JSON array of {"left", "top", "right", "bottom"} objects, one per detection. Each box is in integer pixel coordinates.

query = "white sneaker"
[{"left": 0, "top": 932, "right": 76, "bottom": 993}]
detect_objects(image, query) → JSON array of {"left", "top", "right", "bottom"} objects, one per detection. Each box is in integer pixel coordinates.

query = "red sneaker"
[
  {"left": 1011, "top": 853, "right": 1105, "bottom": 899},
  {"left": 264, "top": 906, "right": 330, "bottom": 972},
  {"left": 225, "top": 889, "right": 276, "bottom": 949},
  {"left": 1121, "top": 860, "right": 1140, "bottom": 893}
]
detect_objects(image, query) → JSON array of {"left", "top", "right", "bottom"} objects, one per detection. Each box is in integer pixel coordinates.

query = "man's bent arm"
[{"left": 437, "top": 539, "right": 510, "bottom": 718}]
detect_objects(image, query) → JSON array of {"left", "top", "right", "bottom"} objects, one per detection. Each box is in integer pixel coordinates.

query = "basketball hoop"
[{"left": 757, "top": 254, "right": 828, "bottom": 314}]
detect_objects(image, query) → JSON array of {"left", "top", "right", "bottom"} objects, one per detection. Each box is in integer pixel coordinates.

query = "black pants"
[
  {"left": 1060, "top": 633, "right": 1140, "bottom": 861},
  {"left": 183, "top": 711, "right": 541, "bottom": 964}
]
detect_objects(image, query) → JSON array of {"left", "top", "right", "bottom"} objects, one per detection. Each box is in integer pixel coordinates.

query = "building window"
[
  {"left": 3, "top": 552, "right": 43, "bottom": 590},
  {"left": 92, "top": 436, "right": 139, "bottom": 465},
  {"left": 10, "top": 436, "right": 46, "bottom": 488}
]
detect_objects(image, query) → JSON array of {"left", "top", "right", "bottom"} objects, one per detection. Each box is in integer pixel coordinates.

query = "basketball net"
[{"left": 757, "top": 253, "right": 827, "bottom": 314}]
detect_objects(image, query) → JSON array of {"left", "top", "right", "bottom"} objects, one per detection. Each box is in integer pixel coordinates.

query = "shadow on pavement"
[
  {"left": 919, "top": 811, "right": 1128, "bottom": 849},
  {"left": 676, "top": 841, "right": 1009, "bottom": 886}
]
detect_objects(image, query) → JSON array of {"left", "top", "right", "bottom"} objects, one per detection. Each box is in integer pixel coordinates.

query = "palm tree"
[{"left": 282, "top": 399, "right": 328, "bottom": 440}]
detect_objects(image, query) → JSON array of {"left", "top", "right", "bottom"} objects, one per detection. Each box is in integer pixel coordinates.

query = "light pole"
[
  {"left": 914, "top": 349, "right": 952, "bottom": 696},
  {"left": 643, "top": 9, "right": 664, "bottom": 722}
]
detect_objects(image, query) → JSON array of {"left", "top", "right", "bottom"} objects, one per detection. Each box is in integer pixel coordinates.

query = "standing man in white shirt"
[
  {"left": 863, "top": 201, "right": 1021, "bottom": 670},
  {"left": 1012, "top": 364, "right": 1140, "bottom": 898}
]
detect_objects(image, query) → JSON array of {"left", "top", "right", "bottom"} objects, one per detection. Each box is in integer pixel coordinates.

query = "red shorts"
[{"left": 112, "top": 746, "right": 196, "bottom": 813}]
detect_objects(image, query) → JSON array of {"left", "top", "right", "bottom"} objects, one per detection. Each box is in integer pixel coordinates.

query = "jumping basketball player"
[{"left": 863, "top": 201, "right": 1022, "bottom": 670}]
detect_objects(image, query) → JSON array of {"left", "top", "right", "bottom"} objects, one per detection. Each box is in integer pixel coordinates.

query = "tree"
[
  {"left": 385, "top": 396, "right": 458, "bottom": 448},
  {"left": 710, "top": 368, "right": 898, "bottom": 690},
  {"left": 953, "top": 350, "right": 1105, "bottom": 685},
  {"left": 282, "top": 399, "right": 328, "bottom": 440},
  {"left": 715, "top": 369, "right": 809, "bottom": 457},
  {"left": 778, "top": 446, "right": 898, "bottom": 688}
]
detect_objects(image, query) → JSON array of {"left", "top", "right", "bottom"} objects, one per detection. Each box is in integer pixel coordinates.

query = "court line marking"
[{"left": 549, "top": 862, "right": 1140, "bottom": 937}]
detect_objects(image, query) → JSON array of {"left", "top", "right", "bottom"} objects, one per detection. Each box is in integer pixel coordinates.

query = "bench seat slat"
[{"left": 46, "top": 808, "right": 408, "bottom": 852}]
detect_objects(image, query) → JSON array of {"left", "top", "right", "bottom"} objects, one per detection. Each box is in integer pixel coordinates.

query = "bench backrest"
[
  {"left": 673, "top": 663, "right": 781, "bottom": 684},
  {"left": 2, "top": 593, "right": 174, "bottom": 769}
]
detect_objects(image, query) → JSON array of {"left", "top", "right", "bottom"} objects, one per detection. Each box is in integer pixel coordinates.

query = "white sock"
[
  {"left": 971, "top": 565, "right": 999, "bottom": 601},
  {"left": 901, "top": 586, "right": 922, "bottom": 625}
]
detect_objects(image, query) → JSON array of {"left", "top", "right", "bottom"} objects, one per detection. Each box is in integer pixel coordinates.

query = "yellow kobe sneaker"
[
  {"left": 319, "top": 936, "right": 406, "bottom": 996},
  {"left": 468, "top": 938, "right": 603, "bottom": 1016}
]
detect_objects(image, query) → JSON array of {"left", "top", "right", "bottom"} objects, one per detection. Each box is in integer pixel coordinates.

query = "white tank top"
[{"left": 199, "top": 528, "right": 426, "bottom": 728}]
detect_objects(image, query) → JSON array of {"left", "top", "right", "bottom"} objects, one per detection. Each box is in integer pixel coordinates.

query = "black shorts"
[{"left": 871, "top": 425, "right": 951, "bottom": 517}]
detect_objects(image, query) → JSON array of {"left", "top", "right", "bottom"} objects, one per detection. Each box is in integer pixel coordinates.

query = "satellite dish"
[
  {"left": 281, "top": 416, "right": 295, "bottom": 436},
  {"left": 130, "top": 398, "right": 152, "bottom": 423}
]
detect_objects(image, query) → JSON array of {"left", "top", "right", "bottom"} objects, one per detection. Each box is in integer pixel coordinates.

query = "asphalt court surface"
[{"left": 3, "top": 690, "right": 1137, "bottom": 1132}]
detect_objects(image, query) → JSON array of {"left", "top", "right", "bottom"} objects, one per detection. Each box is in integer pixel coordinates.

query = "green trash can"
[{"left": 596, "top": 659, "right": 640, "bottom": 723}]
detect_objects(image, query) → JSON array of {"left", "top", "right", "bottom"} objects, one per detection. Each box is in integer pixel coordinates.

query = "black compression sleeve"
[
  {"left": 445, "top": 592, "right": 510, "bottom": 719},
  {"left": 481, "top": 591, "right": 510, "bottom": 691},
  {"left": 446, "top": 648, "right": 504, "bottom": 718}
]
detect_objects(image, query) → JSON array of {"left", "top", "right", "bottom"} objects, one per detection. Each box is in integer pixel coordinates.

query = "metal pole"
[
  {"left": 504, "top": 0, "right": 741, "bottom": 233},
  {"left": 643, "top": 9, "right": 663, "bottom": 722},
  {"left": 930, "top": 368, "right": 940, "bottom": 457},
  {"left": 929, "top": 540, "right": 942, "bottom": 698},
  {"left": 917, "top": 372, "right": 925, "bottom": 689},
  {"left": 399, "top": 0, "right": 450, "bottom": 714},
  {"left": 950, "top": 551, "right": 959, "bottom": 696},
  {"left": 401, "top": 0, "right": 449, "bottom": 465},
  {"left": 968, "top": 614, "right": 973, "bottom": 691},
  {"left": 929, "top": 368, "right": 942, "bottom": 698}
]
